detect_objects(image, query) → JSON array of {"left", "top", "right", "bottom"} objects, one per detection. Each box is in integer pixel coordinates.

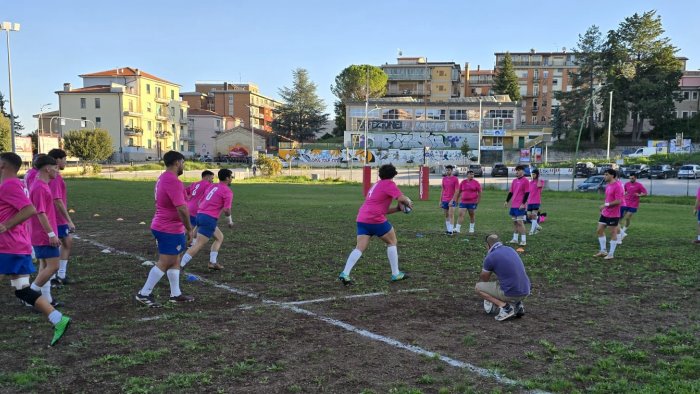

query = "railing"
[
  {"left": 123, "top": 110, "right": 143, "bottom": 117},
  {"left": 531, "top": 106, "right": 539, "bottom": 113},
  {"left": 124, "top": 126, "right": 143, "bottom": 136},
  {"left": 179, "top": 134, "right": 194, "bottom": 141},
  {"left": 155, "top": 114, "right": 168, "bottom": 121},
  {"left": 524, "top": 135, "right": 544, "bottom": 149},
  {"left": 154, "top": 96, "right": 169, "bottom": 104},
  {"left": 386, "top": 89, "right": 427, "bottom": 95},
  {"left": 179, "top": 118, "right": 188, "bottom": 124},
  {"left": 155, "top": 131, "right": 171, "bottom": 139}
]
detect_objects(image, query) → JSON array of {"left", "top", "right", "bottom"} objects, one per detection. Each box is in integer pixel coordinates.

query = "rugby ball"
[{"left": 483, "top": 300, "right": 496, "bottom": 314}]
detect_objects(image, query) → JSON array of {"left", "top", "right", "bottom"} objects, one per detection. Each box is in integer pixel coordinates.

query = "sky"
[{"left": 1, "top": 0, "right": 699, "bottom": 134}]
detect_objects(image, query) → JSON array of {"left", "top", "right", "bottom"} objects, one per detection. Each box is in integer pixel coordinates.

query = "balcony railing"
[
  {"left": 124, "top": 126, "right": 144, "bottom": 136},
  {"left": 155, "top": 113, "right": 168, "bottom": 121},
  {"left": 123, "top": 110, "right": 143, "bottom": 117},
  {"left": 179, "top": 117, "right": 188, "bottom": 124},
  {"left": 180, "top": 134, "right": 194, "bottom": 141},
  {"left": 386, "top": 89, "right": 428, "bottom": 96},
  {"left": 155, "top": 96, "right": 169, "bottom": 104},
  {"left": 531, "top": 106, "right": 540, "bottom": 113},
  {"left": 155, "top": 131, "right": 171, "bottom": 139}
]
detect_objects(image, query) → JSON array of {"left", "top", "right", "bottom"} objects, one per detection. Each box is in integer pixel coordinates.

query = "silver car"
[{"left": 678, "top": 164, "right": 700, "bottom": 179}]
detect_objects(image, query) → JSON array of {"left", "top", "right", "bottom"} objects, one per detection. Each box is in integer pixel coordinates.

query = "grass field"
[{"left": 0, "top": 178, "right": 698, "bottom": 393}]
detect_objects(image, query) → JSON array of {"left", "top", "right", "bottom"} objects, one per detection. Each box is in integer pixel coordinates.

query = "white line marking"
[
  {"left": 283, "top": 288, "right": 429, "bottom": 305},
  {"left": 137, "top": 315, "right": 164, "bottom": 322},
  {"left": 77, "top": 236, "right": 548, "bottom": 393}
]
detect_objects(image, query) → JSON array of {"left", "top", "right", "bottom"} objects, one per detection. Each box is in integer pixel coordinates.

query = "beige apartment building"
[
  {"left": 381, "top": 57, "right": 462, "bottom": 102},
  {"left": 463, "top": 64, "right": 495, "bottom": 97},
  {"left": 56, "top": 67, "right": 189, "bottom": 161},
  {"left": 181, "top": 82, "right": 281, "bottom": 132}
]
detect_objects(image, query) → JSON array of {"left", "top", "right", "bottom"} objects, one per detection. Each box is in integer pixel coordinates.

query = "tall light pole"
[
  {"left": 245, "top": 104, "right": 255, "bottom": 164},
  {"left": 1, "top": 21, "right": 20, "bottom": 152},
  {"left": 477, "top": 97, "right": 482, "bottom": 163},
  {"left": 38, "top": 103, "right": 51, "bottom": 134},
  {"left": 606, "top": 90, "right": 613, "bottom": 160}
]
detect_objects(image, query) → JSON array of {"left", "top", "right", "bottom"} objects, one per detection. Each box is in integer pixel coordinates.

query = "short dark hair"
[
  {"left": 629, "top": 172, "right": 637, "bottom": 178},
  {"left": 202, "top": 170, "right": 214, "bottom": 178},
  {"left": 445, "top": 165, "right": 454, "bottom": 169},
  {"left": 532, "top": 169, "right": 540, "bottom": 178},
  {"left": 0, "top": 152, "right": 22, "bottom": 171},
  {"left": 218, "top": 168, "right": 232, "bottom": 181},
  {"left": 604, "top": 168, "right": 617, "bottom": 177},
  {"left": 515, "top": 165, "right": 525, "bottom": 171},
  {"left": 35, "top": 154, "right": 57, "bottom": 170},
  {"left": 163, "top": 151, "right": 185, "bottom": 167},
  {"left": 47, "top": 148, "right": 67, "bottom": 160},
  {"left": 378, "top": 164, "right": 398, "bottom": 180},
  {"left": 32, "top": 154, "right": 47, "bottom": 169},
  {"left": 467, "top": 170, "right": 474, "bottom": 174}
]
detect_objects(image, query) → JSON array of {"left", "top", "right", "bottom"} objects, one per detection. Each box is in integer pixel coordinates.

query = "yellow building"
[
  {"left": 381, "top": 57, "right": 462, "bottom": 102},
  {"left": 56, "top": 67, "right": 189, "bottom": 161}
]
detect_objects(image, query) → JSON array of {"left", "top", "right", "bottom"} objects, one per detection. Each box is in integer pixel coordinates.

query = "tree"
[
  {"left": 551, "top": 105, "right": 565, "bottom": 140},
  {"left": 601, "top": 11, "right": 683, "bottom": 141},
  {"left": 331, "top": 65, "right": 388, "bottom": 136},
  {"left": 63, "top": 128, "right": 113, "bottom": 162},
  {"left": 0, "top": 114, "right": 10, "bottom": 152},
  {"left": 0, "top": 91, "right": 23, "bottom": 132},
  {"left": 272, "top": 68, "right": 329, "bottom": 142},
  {"left": 493, "top": 52, "right": 521, "bottom": 101},
  {"left": 460, "top": 139, "right": 471, "bottom": 164},
  {"left": 556, "top": 25, "right": 605, "bottom": 143}
]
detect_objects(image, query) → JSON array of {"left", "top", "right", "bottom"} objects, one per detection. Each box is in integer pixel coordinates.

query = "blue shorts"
[
  {"left": 189, "top": 215, "right": 198, "bottom": 227},
  {"left": 509, "top": 208, "right": 527, "bottom": 219},
  {"left": 0, "top": 254, "right": 34, "bottom": 275},
  {"left": 34, "top": 245, "right": 60, "bottom": 259},
  {"left": 151, "top": 230, "right": 186, "bottom": 255},
  {"left": 459, "top": 203, "right": 478, "bottom": 210},
  {"left": 527, "top": 204, "right": 540, "bottom": 212},
  {"left": 357, "top": 221, "right": 392, "bottom": 237},
  {"left": 441, "top": 201, "right": 457, "bottom": 210},
  {"left": 620, "top": 206, "right": 637, "bottom": 217},
  {"left": 196, "top": 213, "right": 218, "bottom": 238},
  {"left": 58, "top": 224, "right": 70, "bottom": 239}
]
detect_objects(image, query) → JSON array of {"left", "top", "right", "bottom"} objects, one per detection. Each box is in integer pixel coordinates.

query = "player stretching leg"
[
  {"left": 618, "top": 173, "right": 647, "bottom": 243},
  {"left": 184, "top": 170, "right": 214, "bottom": 247},
  {"left": 48, "top": 149, "right": 76, "bottom": 286}
]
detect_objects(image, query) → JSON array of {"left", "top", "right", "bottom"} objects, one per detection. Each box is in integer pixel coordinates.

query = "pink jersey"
[
  {"left": 356, "top": 179, "right": 402, "bottom": 224},
  {"left": 151, "top": 171, "right": 187, "bottom": 234},
  {"left": 197, "top": 183, "right": 233, "bottom": 219},
  {"left": 0, "top": 178, "right": 33, "bottom": 255},
  {"left": 602, "top": 180, "right": 624, "bottom": 218},
  {"left": 29, "top": 180, "right": 58, "bottom": 247},
  {"left": 528, "top": 179, "right": 545, "bottom": 204},
  {"left": 49, "top": 173, "right": 68, "bottom": 225},
  {"left": 623, "top": 181, "right": 647, "bottom": 209},
  {"left": 509, "top": 176, "right": 530, "bottom": 208},
  {"left": 459, "top": 179, "right": 482, "bottom": 203},
  {"left": 185, "top": 179, "right": 212, "bottom": 216},
  {"left": 24, "top": 168, "right": 38, "bottom": 190},
  {"left": 441, "top": 175, "right": 459, "bottom": 202}
]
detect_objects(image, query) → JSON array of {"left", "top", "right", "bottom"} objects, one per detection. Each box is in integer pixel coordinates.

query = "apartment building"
[
  {"left": 186, "top": 109, "right": 241, "bottom": 158},
  {"left": 381, "top": 57, "right": 462, "bottom": 102},
  {"left": 56, "top": 67, "right": 189, "bottom": 161},
  {"left": 494, "top": 51, "right": 579, "bottom": 126},
  {"left": 181, "top": 82, "right": 280, "bottom": 132},
  {"left": 463, "top": 64, "right": 495, "bottom": 97},
  {"left": 677, "top": 70, "right": 700, "bottom": 119}
]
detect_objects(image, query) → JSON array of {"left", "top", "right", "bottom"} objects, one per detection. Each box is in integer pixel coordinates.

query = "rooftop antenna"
[{"left": 398, "top": 48, "right": 402, "bottom": 57}]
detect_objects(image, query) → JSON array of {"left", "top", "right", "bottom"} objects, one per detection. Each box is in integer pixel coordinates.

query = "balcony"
[
  {"left": 155, "top": 96, "right": 169, "bottom": 104},
  {"left": 155, "top": 113, "right": 168, "bottom": 121},
  {"left": 155, "top": 130, "right": 171, "bottom": 139},
  {"left": 179, "top": 117, "right": 188, "bottom": 124},
  {"left": 385, "top": 89, "right": 428, "bottom": 96},
  {"left": 123, "top": 110, "right": 142, "bottom": 117},
  {"left": 124, "top": 126, "right": 144, "bottom": 136},
  {"left": 531, "top": 106, "right": 539, "bottom": 113},
  {"left": 180, "top": 134, "right": 194, "bottom": 142}
]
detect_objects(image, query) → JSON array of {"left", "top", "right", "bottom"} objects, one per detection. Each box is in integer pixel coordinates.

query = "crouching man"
[{"left": 475, "top": 234, "right": 531, "bottom": 321}]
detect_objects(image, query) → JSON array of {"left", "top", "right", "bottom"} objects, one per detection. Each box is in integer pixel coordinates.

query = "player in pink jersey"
[
  {"left": 617, "top": 173, "right": 647, "bottom": 243},
  {"left": 595, "top": 169, "right": 624, "bottom": 260},
  {"left": 0, "top": 153, "right": 70, "bottom": 346},
  {"left": 694, "top": 186, "right": 700, "bottom": 244},
  {"left": 136, "top": 151, "right": 194, "bottom": 308},
  {"left": 338, "top": 164, "right": 413, "bottom": 285},
  {"left": 504, "top": 165, "right": 530, "bottom": 246},
  {"left": 185, "top": 170, "right": 215, "bottom": 229},
  {"left": 440, "top": 165, "right": 459, "bottom": 234},
  {"left": 48, "top": 149, "right": 76, "bottom": 286},
  {"left": 526, "top": 169, "right": 545, "bottom": 235},
  {"left": 180, "top": 169, "right": 234, "bottom": 271},
  {"left": 28, "top": 155, "right": 63, "bottom": 307},
  {"left": 454, "top": 169, "right": 482, "bottom": 233},
  {"left": 23, "top": 154, "right": 44, "bottom": 190}
]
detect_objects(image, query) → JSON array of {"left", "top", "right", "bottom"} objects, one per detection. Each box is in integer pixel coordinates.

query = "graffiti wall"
[
  {"left": 278, "top": 148, "right": 477, "bottom": 165},
  {"left": 343, "top": 131, "right": 479, "bottom": 150}
]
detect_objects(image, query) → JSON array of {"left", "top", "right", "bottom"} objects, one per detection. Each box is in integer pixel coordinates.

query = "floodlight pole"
[{"left": 1, "top": 21, "right": 20, "bottom": 152}]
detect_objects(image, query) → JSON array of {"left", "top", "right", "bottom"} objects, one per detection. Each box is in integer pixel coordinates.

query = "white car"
[{"left": 677, "top": 164, "right": 700, "bottom": 179}]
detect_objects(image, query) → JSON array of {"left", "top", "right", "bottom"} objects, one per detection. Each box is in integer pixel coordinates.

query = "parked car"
[
  {"left": 491, "top": 163, "right": 508, "bottom": 177},
  {"left": 621, "top": 164, "right": 649, "bottom": 178},
  {"left": 468, "top": 164, "right": 484, "bottom": 177},
  {"left": 648, "top": 164, "right": 677, "bottom": 179},
  {"left": 678, "top": 164, "right": 700, "bottom": 179},
  {"left": 198, "top": 155, "right": 213, "bottom": 163},
  {"left": 577, "top": 175, "right": 606, "bottom": 193},
  {"left": 596, "top": 163, "right": 619, "bottom": 175},
  {"left": 575, "top": 162, "right": 596, "bottom": 178}
]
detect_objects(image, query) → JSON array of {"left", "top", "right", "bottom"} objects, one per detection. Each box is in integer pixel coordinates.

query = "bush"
[{"left": 256, "top": 156, "right": 283, "bottom": 176}]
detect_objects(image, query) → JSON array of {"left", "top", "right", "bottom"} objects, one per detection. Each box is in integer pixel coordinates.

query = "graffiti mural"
[
  {"left": 277, "top": 148, "right": 476, "bottom": 165},
  {"left": 344, "top": 131, "right": 478, "bottom": 150}
]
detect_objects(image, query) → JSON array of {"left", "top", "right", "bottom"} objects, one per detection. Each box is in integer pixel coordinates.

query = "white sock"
[
  {"left": 139, "top": 266, "right": 165, "bottom": 296},
  {"left": 342, "top": 249, "right": 362, "bottom": 275},
  {"left": 446, "top": 221, "right": 453, "bottom": 232},
  {"left": 48, "top": 310, "right": 63, "bottom": 325},
  {"left": 609, "top": 240, "right": 618, "bottom": 255},
  {"left": 180, "top": 253, "right": 193, "bottom": 268},
  {"left": 387, "top": 245, "right": 399, "bottom": 276},
  {"left": 30, "top": 282, "right": 41, "bottom": 293},
  {"left": 41, "top": 282, "right": 52, "bottom": 303},
  {"left": 58, "top": 260, "right": 68, "bottom": 278},
  {"left": 512, "top": 233, "right": 518, "bottom": 241},
  {"left": 598, "top": 236, "right": 607, "bottom": 252},
  {"left": 470, "top": 222, "right": 475, "bottom": 230},
  {"left": 454, "top": 224, "right": 461, "bottom": 232},
  {"left": 521, "top": 234, "right": 527, "bottom": 243},
  {"left": 621, "top": 226, "right": 627, "bottom": 235},
  {"left": 531, "top": 219, "right": 538, "bottom": 232},
  {"left": 167, "top": 269, "right": 181, "bottom": 297},
  {"left": 209, "top": 251, "right": 218, "bottom": 264},
  {"left": 697, "top": 234, "right": 700, "bottom": 241},
  {"left": 617, "top": 233, "right": 623, "bottom": 242}
]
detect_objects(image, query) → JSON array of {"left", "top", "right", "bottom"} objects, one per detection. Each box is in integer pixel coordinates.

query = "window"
[
  {"left": 542, "top": 100, "right": 547, "bottom": 107},
  {"left": 683, "top": 91, "right": 690, "bottom": 100},
  {"left": 95, "top": 98, "right": 101, "bottom": 108},
  {"left": 552, "top": 79, "right": 559, "bottom": 85},
  {"left": 170, "top": 107, "right": 175, "bottom": 117},
  {"left": 128, "top": 137, "right": 134, "bottom": 146},
  {"left": 216, "top": 119, "right": 221, "bottom": 128},
  {"left": 96, "top": 117, "right": 101, "bottom": 127},
  {"left": 80, "top": 98, "right": 86, "bottom": 109},
  {"left": 693, "top": 91, "right": 699, "bottom": 100},
  {"left": 493, "top": 118, "right": 504, "bottom": 128},
  {"left": 148, "top": 139, "right": 152, "bottom": 149},
  {"left": 129, "top": 100, "right": 134, "bottom": 111},
  {"left": 692, "top": 111, "right": 697, "bottom": 117},
  {"left": 170, "top": 90, "right": 174, "bottom": 100},
  {"left": 147, "top": 121, "right": 152, "bottom": 131},
  {"left": 682, "top": 111, "right": 689, "bottom": 119},
  {"left": 172, "top": 124, "right": 176, "bottom": 135},
  {"left": 147, "top": 102, "right": 152, "bottom": 112},
  {"left": 449, "top": 109, "right": 468, "bottom": 120},
  {"left": 533, "top": 100, "right": 538, "bottom": 109},
  {"left": 543, "top": 70, "right": 549, "bottom": 79},
  {"left": 438, "top": 85, "right": 445, "bottom": 91},
  {"left": 486, "top": 109, "right": 514, "bottom": 118},
  {"left": 156, "top": 86, "right": 161, "bottom": 98},
  {"left": 129, "top": 119, "right": 134, "bottom": 127},
  {"left": 531, "top": 115, "right": 537, "bottom": 123},
  {"left": 541, "top": 116, "right": 546, "bottom": 122},
  {"left": 146, "top": 84, "right": 151, "bottom": 94}
]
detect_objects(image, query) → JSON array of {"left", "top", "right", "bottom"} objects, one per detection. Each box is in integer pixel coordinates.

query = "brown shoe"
[
  {"left": 593, "top": 251, "right": 608, "bottom": 257},
  {"left": 208, "top": 263, "right": 223, "bottom": 270},
  {"left": 169, "top": 294, "right": 194, "bottom": 303}
]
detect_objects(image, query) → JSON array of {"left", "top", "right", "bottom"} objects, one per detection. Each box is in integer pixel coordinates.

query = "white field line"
[
  {"left": 78, "top": 235, "right": 548, "bottom": 393},
  {"left": 282, "top": 288, "right": 429, "bottom": 305}
]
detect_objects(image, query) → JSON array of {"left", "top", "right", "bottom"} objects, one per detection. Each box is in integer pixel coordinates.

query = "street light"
[
  {"left": 38, "top": 103, "right": 51, "bottom": 134},
  {"left": 606, "top": 90, "right": 613, "bottom": 160},
  {"left": 245, "top": 104, "right": 255, "bottom": 164},
  {"left": 477, "top": 97, "right": 482, "bottom": 164},
  {"left": 1, "top": 21, "right": 20, "bottom": 152},
  {"left": 49, "top": 116, "right": 96, "bottom": 143}
]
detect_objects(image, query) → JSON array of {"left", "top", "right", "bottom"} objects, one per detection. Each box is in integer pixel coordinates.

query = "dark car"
[
  {"left": 491, "top": 163, "right": 508, "bottom": 177},
  {"left": 621, "top": 164, "right": 649, "bottom": 178},
  {"left": 577, "top": 175, "right": 606, "bottom": 193},
  {"left": 468, "top": 164, "right": 484, "bottom": 177},
  {"left": 596, "top": 163, "right": 619, "bottom": 175},
  {"left": 648, "top": 164, "right": 677, "bottom": 179},
  {"left": 575, "top": 162, "right": 595, "bottom": 178}
]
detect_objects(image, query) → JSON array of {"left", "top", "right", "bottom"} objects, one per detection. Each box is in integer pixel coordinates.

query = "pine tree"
[
  {"left": 493, "top": 52, "right": 521, "bottom": 101},
  {"left": 272, "top": 68, "right": 329, "bottom": 142}
]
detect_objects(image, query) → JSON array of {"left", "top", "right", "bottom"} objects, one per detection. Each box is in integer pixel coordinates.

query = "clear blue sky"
[{"left": 2, "top": 0, "right": 698, "bottom": 134}]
